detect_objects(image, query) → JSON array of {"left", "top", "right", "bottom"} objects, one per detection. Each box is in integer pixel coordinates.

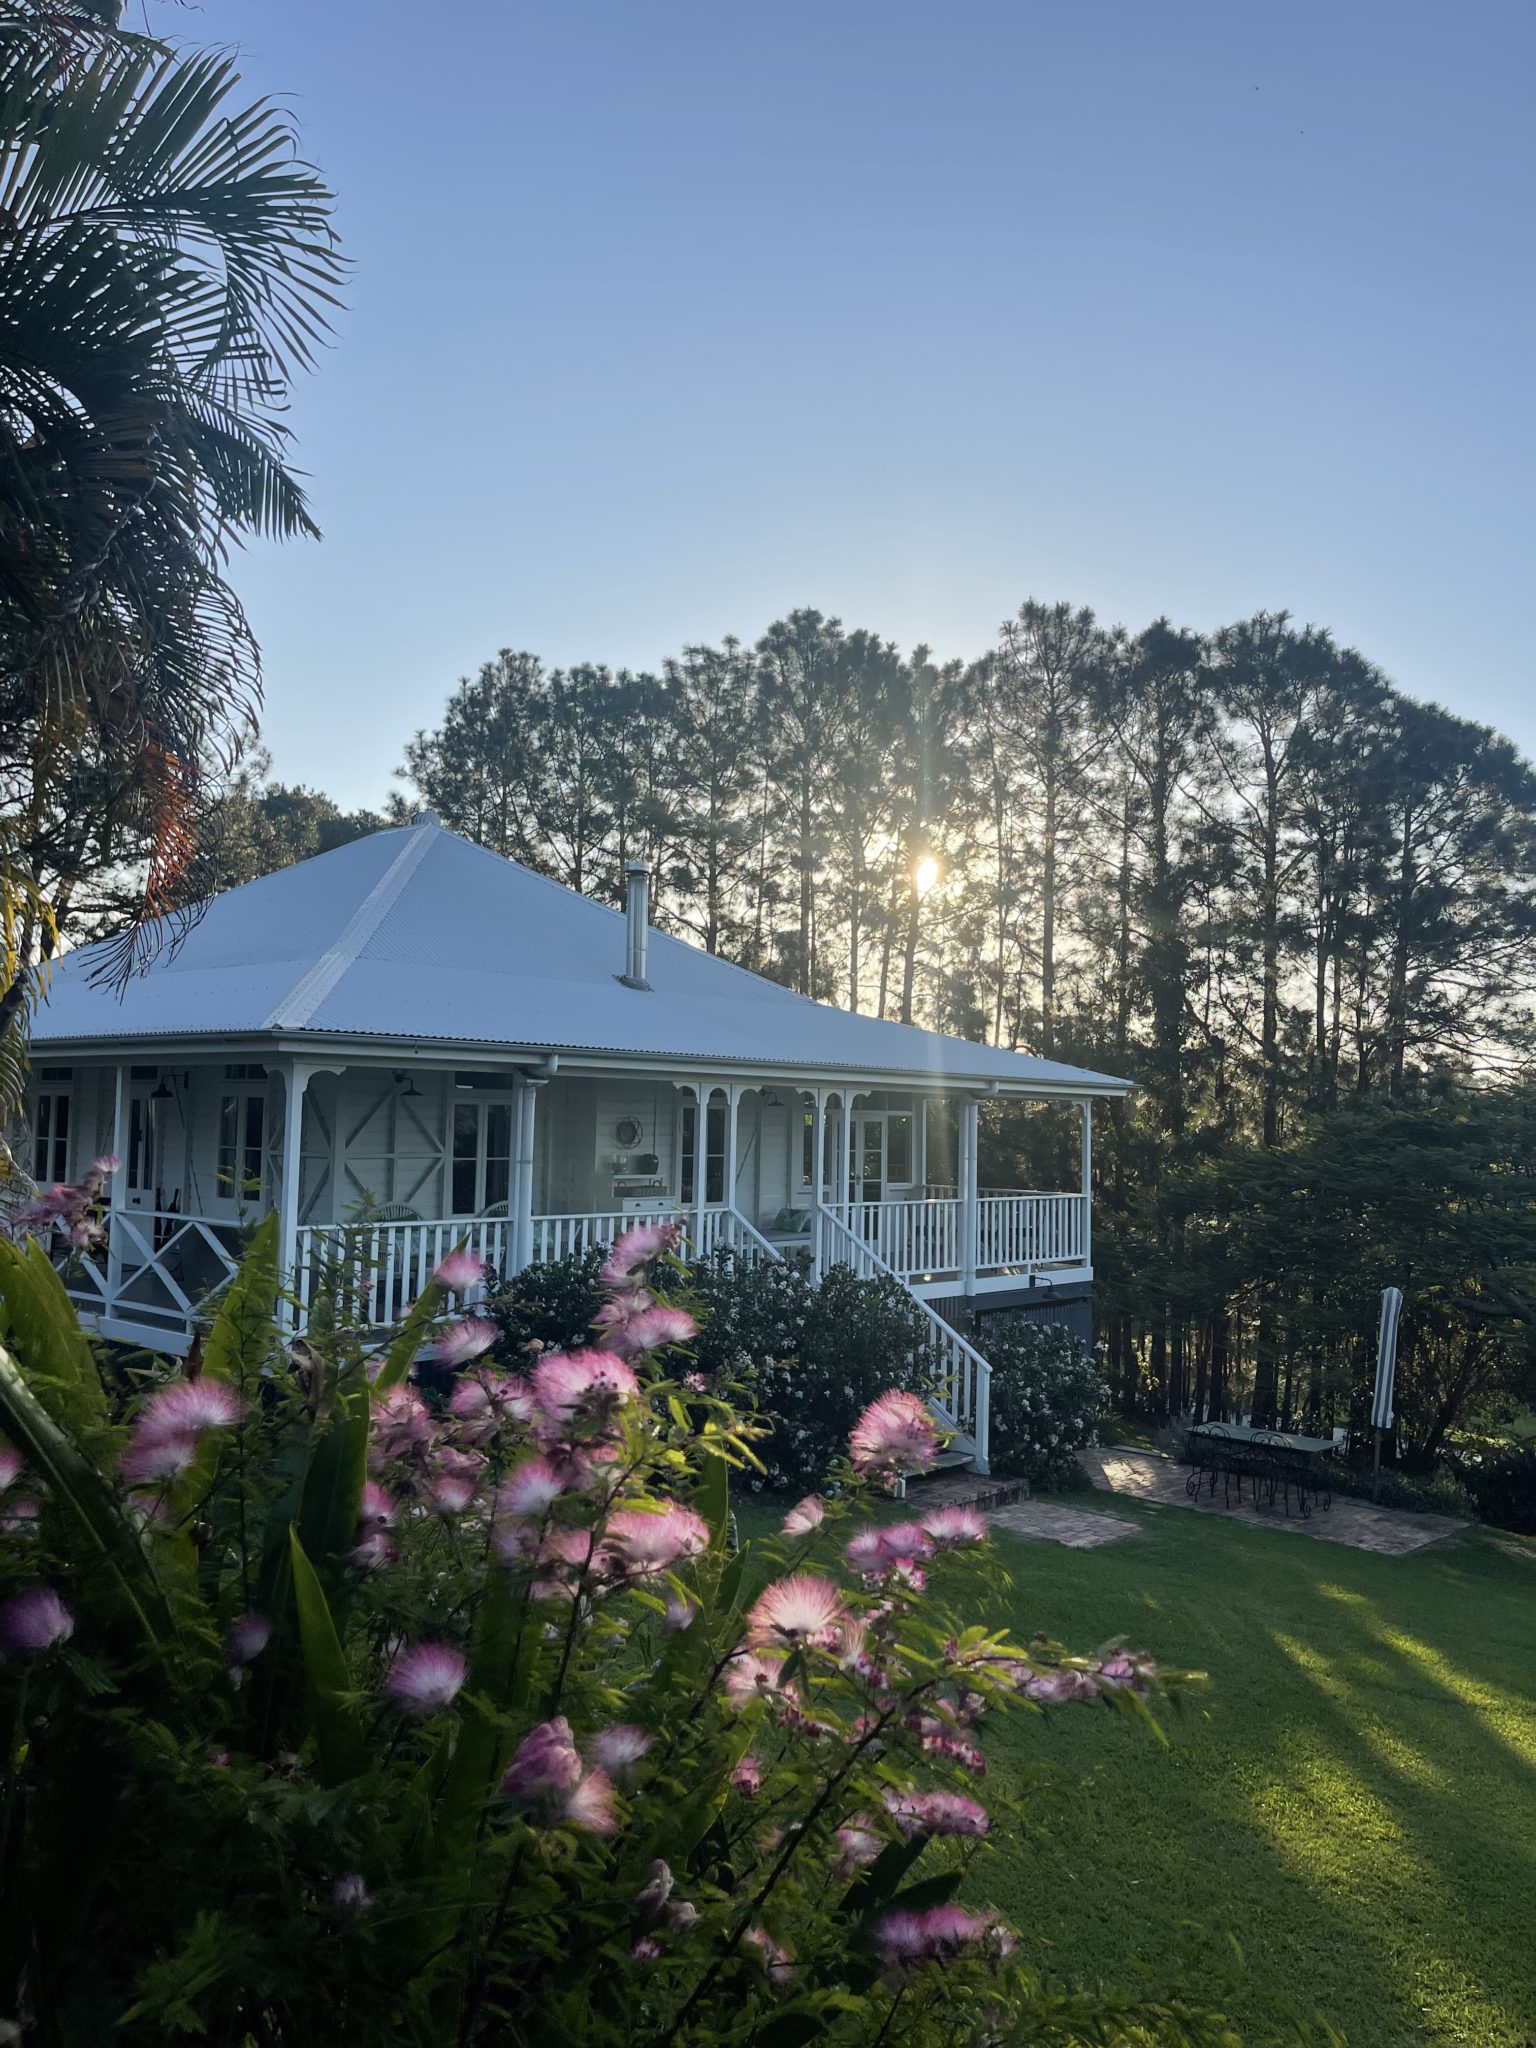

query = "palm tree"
[{"left": 0, "top": 0, "right": 343, "bottom": 1115}]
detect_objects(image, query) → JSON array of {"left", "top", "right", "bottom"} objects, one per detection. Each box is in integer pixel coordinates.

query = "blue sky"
[{"left": 194, "top": 0, "right": 1535, "bottom": 808}]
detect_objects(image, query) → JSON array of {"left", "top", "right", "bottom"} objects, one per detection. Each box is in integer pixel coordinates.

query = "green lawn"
[
  {"left": 980, "top": 1502, "right": 1536, "bottom": 2048},
  {"left": 736, "top": 1492, "right": 1536, "bottom": 2046}
]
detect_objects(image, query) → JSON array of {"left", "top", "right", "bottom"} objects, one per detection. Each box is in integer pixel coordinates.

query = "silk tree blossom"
[
  {"left": 0, "top": 1586, "right": 73, "bottom": 1656},
  {"left": 1022, "top": 1667, "right": 1100, "bottom": 1705},
  {"left": 330, "top": 1873, "right": 373, "bottom": 1916},
  {"left": 849, "top": 1390, "right": 940, "bottom": 1480},
  {"left": 721, "top": 1648, "right": 792, "bottom": 1708},
  {"left": 359, "top": 1481, "right": 399, "bottom": 1528},
  {"left": 555, "top": 1764, "right": 620, "bottom": 1835},
  {"left": 780, "top": 1494, "right": 825, "bottom": 1538},
  {"left": 632, "top": 1859, "right": 674, "bottom": 1919},
  {"left": 920, "top": 1503, "right": 989, "bottom": 1547},
  {"left": 746, "top": 1572, "right": 845, "bottom": 1648},
  {"left": 832, "top": 1822, "right": 884, "bottom": 1878},
  {"left": 429, "top": 1472, "right": 476, "bottom": 1514},
  {"left": 882, "top": 1786, "right": 989, "bottom": 1839},
  {"left": 591, "top": 1723, "right": 653, "bottom": 1781},
  {"left": 433, "top": 1247, "right": 486, "bottom": 1294},
  {"left": 9, "top": 1154, "right": 118, "bottom": 1247},
  {"left": 384, "top": 1642, "right": 467, "bottom": 1717},
  {"left": 591, "top": 1287, "right": 655, "bottom": 1349},
  {"left": 496, "top": 1455, "right": 568, "bottom": 1519},
  {"left": 448, "top": 1369, "right": 533, "bottom": 1439},
  {"left": 876, "top": 1904, "right": 998, "bottom": 1976},
  {"left": 119, "top": 1433, "right": 201, "bottom": 1485},
  {"left": 373, "top": 1387, "right": 434, "bottom": 1463},
  {"left": 226, "top": 1612, "right": 271, "bottom": 1667},
  {"left": 432, "top": 1317, "right": 498, "bottom": 1368},
  {"left": 621, "top": 1304, "right": 698, "bottom": 1354},
  {"left": 1096, "top": 1651, "right": 1157, "bottom": 1693},
  {"left": 599, "top": 1219, "right": 682, "bottom": 1288},
  {"left": 134, "top": 1377, "right": 244, "bottom": 1446},
  {"left": 348, "top": 1529, "right": 397, "bottom": 1572},
  {"left": 606, "top": 1501, "right": 710, "bottom": 1578},
  {"left": 630, "top": 1936, "right": 662, "bottom": 1964},
  {"left": 843, "top": 1528, "right": 890, "bottom": 1578},
  {"left": 661, "top": 1588, "right": 700, "bottom": 1635},
  {"left": 502, "top": 1717, "right": 583, "bottom": 1804},
  {"left": 730, "top": 1754, "right": 762, "bottom": 1796},
  {"left": 743, "top": 1925, "right": 794, "bottom": 1990},
  {"left": 532, "top": 1349, "right": 639, "bottom": 1432},
  {"left": 0, "top": 1447, "right": 23, "bottom": 1493}
]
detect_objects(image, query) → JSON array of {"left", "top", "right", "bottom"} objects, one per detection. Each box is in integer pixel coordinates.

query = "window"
[
  {"left": 801, "top": 1111, "right": 815, "bottom": 1188},
  {"left": 31, "top": 1088, "right": 70, "bottom": 1185},
  {"left": 887, "top": 1114, "right": 913, "bottom": 1185},
  {"left": 127, "top": 1094, "right": 156, "bottom": 1196},
  {"left": 217, "top": 1091, "right": 266, "bottom": 1202},
  {"left": 681, "top": 1100, "right": 727, "bottom": 1205},
  {"left": 452, "top": 1099, "right": 515, "bottom": 1214}
]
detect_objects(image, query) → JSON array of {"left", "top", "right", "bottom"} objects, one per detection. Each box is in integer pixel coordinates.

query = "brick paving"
[
  {"left": 987, "top": 1500, "right": 1141, "bottom": 1549},
  {"left": 1082, "top": 1447, "right": 1467, "bottom": 1557},
  {"left": 900, "top": 1470, "right": 1031, "bottom": 1513}
]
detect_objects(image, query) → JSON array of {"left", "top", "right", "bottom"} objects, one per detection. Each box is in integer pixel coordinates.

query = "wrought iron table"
[{"left": 1184, "top": 1423, "right": 1337, "bottom": 1518}]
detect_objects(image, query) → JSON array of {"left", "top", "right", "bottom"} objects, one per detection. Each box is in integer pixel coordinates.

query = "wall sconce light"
[
  {"left": 394, "top": 1070, "right": 422, "bottom": 1100},
  {"left": 761, "top": 1089, "right": 782, "bottom": 1108},
  {"left": 150, "top": 1076, "right": 174, "bottom": 1102}
]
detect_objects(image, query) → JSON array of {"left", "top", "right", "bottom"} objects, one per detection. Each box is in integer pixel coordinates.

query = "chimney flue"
[{"left": 619, "top": 861, "right": 652, "bottom": 990}]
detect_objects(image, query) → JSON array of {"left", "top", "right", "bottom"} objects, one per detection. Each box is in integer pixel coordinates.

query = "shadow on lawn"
[{"left": 984, "top": 1515, "right": 1536, "bottom": 2048}]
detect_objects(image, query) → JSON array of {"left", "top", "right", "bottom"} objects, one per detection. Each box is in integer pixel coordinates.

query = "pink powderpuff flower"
[
  {"left": 591, "top": 1288, "right": 656, "bottom": 1351},
  {"left": 226, "top": 1612, "right": 271, "bottom": 1667},
  {"left": 843, "top": 1528, "right": 890, "bottom": 1578},
  {"left": 880, "top": 1522, "right": 935, "bottom": 1566},
  {"left": 384, "top": 1642, "right": 467, "bottom": 1717},
  {"left": 434, "top": 1247, "right": 486, "bottom": 1294},
  {"left": 119, "top": 1433, "right": 200, "bottom": 1485},
  {"left": 747, "top": 1573, "right": 845, "bottom": 1648},
  {"left": 882, "top": 1786, "right": 989, "bottom": 1839},
  {"left": 429, "top": 1473, "right": 477, "bottom": 1514},
  {"left": 623, "top": 1304, "right": 698, "bottom": 1353},
  {"left": 599, "top": 1220, "right": 682, "bottom": 1288},
  {"left": 433, "top": 1317, "right": 499, "bottom": 1368},
  {"left": 348, "top": 1530, "right": 397, "bottom": 1572},
  {"left": 730, "top": 1754, "right": 762, "bottom": 1796},
  {"left": 0, "top": 1447, "right": 24, "bottom": 1493},
  {"left": 661, "top": 1589, "right": 700, "bottom": 1635},
  {"left": 849, "top": 1391, "right": 940, "bottom": 1480},
  {"left": 632, "top": 1858, "right": 674, "bottom": 1918},
  {"left": 591, "top": 1723, "right": 653, "bottom": 1781},
  {"left": 877, "top": 1904, "right": 995, "bottom": 1977},
  {"left": 681, "top": 1371, "right": 709, "bottom": 1394},
  {"left": 555, "top": 1764, "right": 619, "bottom": 1835},
  {"left": 743, "top": 1926, "right": 794, "bottom": 1991},
  {"left": 832, "top": 1822, "right": 884, "bottom": 1878},
  {"left": 630, "top": 1936, "right": 662, "bottom": 1964},
  {"left": 502, "top": 1717, "right": 583, "bottom": 1802},
  {"left": 374, "top": 1386, "right": 434, "bottom": 1458},
  {"left": 496, "top": 1456, "right": 568, "bottom": 1518},
  {"left": 330, "top": 1873, "right": 373, "bottom": 1915},
  {"left": 920, "top": 1504, "right": 988, "bottom": 1547},
  {"left": 721, "top": 1649, "right": 792, "bottom": 1708},
  {"left": 780, "top": 1495, "right": 825, "bottom": 1539},
  {"left": 607, "top": 1501, "right": 710, "bottom": 1577},
  {"left": 1023, "top": 1667, "right": 1098, "bottom": 1705},
  {"left": 1096, "top": 1652, "right": 1156, "bottom": 1693},
  {"left": 532, "top": 1349, "right": 639, "bottom": 1431},
  {"left": 0, "top": 1586, "right": 73, "bottom": 1656},
  {"left": 135, "top": 1378, "right": 244, "bottom": 1446},
  {"left": 359, "top": 1482, "right": 399, "bottom": 1528}
]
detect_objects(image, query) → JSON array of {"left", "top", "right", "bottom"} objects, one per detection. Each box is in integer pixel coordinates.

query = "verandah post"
[
  {"left": 277, "top": 1062, "right": 313, "bottom": 1329},
  {"left": 512, "top": 1077, "right": 541, "bottom": 1273},
  {"left": 959, "top": 1095, "right": 979, "bottom": 1298},
  {"left": 105, "top": 1063, "right": 127, "bottom": 1313},
  {"left": 723, "top": 1082, "right": 741, "bottom": 1217},
  {"left": 1080, "top": 1097, "right": 1093, "bottom": 1275},
  {"left": 808, "top": 1090, "right": 827, "bottom": 1279}
]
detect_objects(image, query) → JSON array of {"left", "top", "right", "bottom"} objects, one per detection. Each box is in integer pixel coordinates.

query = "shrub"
[
  {"left": 688, "top": 1252, "right": 931, "bottom": 1494},
  {"left": 984, "top": 1322, "right": 1110, "bottom": 1489},
  {"left": 483, "top": 1243, "right": 607, "bottom": 1354},
  {"left": 1444, "top": 1437, "right": 1536, "bottom": 1533},
  {"left": 0, "top": 1193, "right": 1225, "bottom": 2046}
]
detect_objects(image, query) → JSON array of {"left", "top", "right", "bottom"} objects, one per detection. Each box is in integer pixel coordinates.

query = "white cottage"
[{"left": 16, "top": 811, "right": 1130, "bottom": 1470}]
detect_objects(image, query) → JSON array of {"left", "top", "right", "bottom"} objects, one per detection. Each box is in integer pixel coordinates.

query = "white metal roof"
[{"left": 29, "top": 815, "right": 1131, "bottom": 1096}]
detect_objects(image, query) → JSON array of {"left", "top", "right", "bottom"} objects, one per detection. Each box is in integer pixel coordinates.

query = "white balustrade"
[
  {"left": 64, "top": 1210, "right": 243, "bottom": 1335},
  {"left": 817, "top": 1204, "right": 992, "bottom": 1472},
  {"left": 827, "top": 1191, "right": 1087, "bottom": 1282}
]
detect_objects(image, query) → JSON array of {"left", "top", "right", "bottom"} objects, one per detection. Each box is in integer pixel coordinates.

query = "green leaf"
[
  {"left": 0, "top": 1237, "right": 112, "bottom": 1447},
  {"left": 697, "top": 1446, "right": 730, "bottom": 1555},
  {"left": 198, "top": 1211, "right": 280, "bottom": 1386},
  {"left": 287, "top": 1527, "right": 365, "bottom": 1786},
  {"left": 373, "top": 1280, "right": 442, "bottom": 1392}
]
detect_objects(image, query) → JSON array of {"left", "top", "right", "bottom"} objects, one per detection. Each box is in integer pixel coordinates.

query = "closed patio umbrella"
[{"left": 1371, "top": 1286, "right": 1404, "bottom": 1497}]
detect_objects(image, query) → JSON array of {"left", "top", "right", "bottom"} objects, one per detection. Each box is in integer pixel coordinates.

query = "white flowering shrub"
[{"left": 984, "top": 1322, "right": 1110, "bottom": 1488}]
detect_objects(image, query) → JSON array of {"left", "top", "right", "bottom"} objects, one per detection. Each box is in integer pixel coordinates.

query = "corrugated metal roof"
[{"left": 29, "top": 816, "right": 1131, "bottom": 1094}]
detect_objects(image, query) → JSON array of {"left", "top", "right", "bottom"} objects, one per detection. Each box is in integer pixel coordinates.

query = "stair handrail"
[{"left": 816, "top": 1201, "right": 992, "bottom": 1473}]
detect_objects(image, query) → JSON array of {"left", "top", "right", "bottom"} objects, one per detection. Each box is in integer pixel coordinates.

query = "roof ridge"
[{"left": 262, "top": 817, "right": 438, "bottom": 1032}]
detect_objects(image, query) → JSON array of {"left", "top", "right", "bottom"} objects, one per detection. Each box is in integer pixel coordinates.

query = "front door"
[
  {"left": 124, "top": 1084, "right": 159, "bottom": 1212},
  {"left": 851, "top": 1115, "right": 885, "bottom": 1204}
]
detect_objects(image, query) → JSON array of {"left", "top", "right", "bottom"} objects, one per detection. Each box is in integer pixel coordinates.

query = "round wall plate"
[{"left": 614, "top": 1115, "right": 643, "bottom": 1148}]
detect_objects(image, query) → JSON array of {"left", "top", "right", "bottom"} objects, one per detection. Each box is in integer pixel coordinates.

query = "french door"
[{"left": 451, "top": 1098, "right": 514, "bottom": 1215}]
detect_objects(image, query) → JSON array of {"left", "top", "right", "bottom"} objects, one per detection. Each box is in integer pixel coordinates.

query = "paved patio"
[
  {"left": 988, "top": 1499, "right": 1141, "bottom": 1549},
  {"left": 1082, "top": 1447, "right": 1467, "bottom": 1557}
]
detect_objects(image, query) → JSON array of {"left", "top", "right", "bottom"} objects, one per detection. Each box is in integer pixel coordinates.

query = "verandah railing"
[{"left": 828, "top": 1190, "right": 1086, "bottom": 1283}]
